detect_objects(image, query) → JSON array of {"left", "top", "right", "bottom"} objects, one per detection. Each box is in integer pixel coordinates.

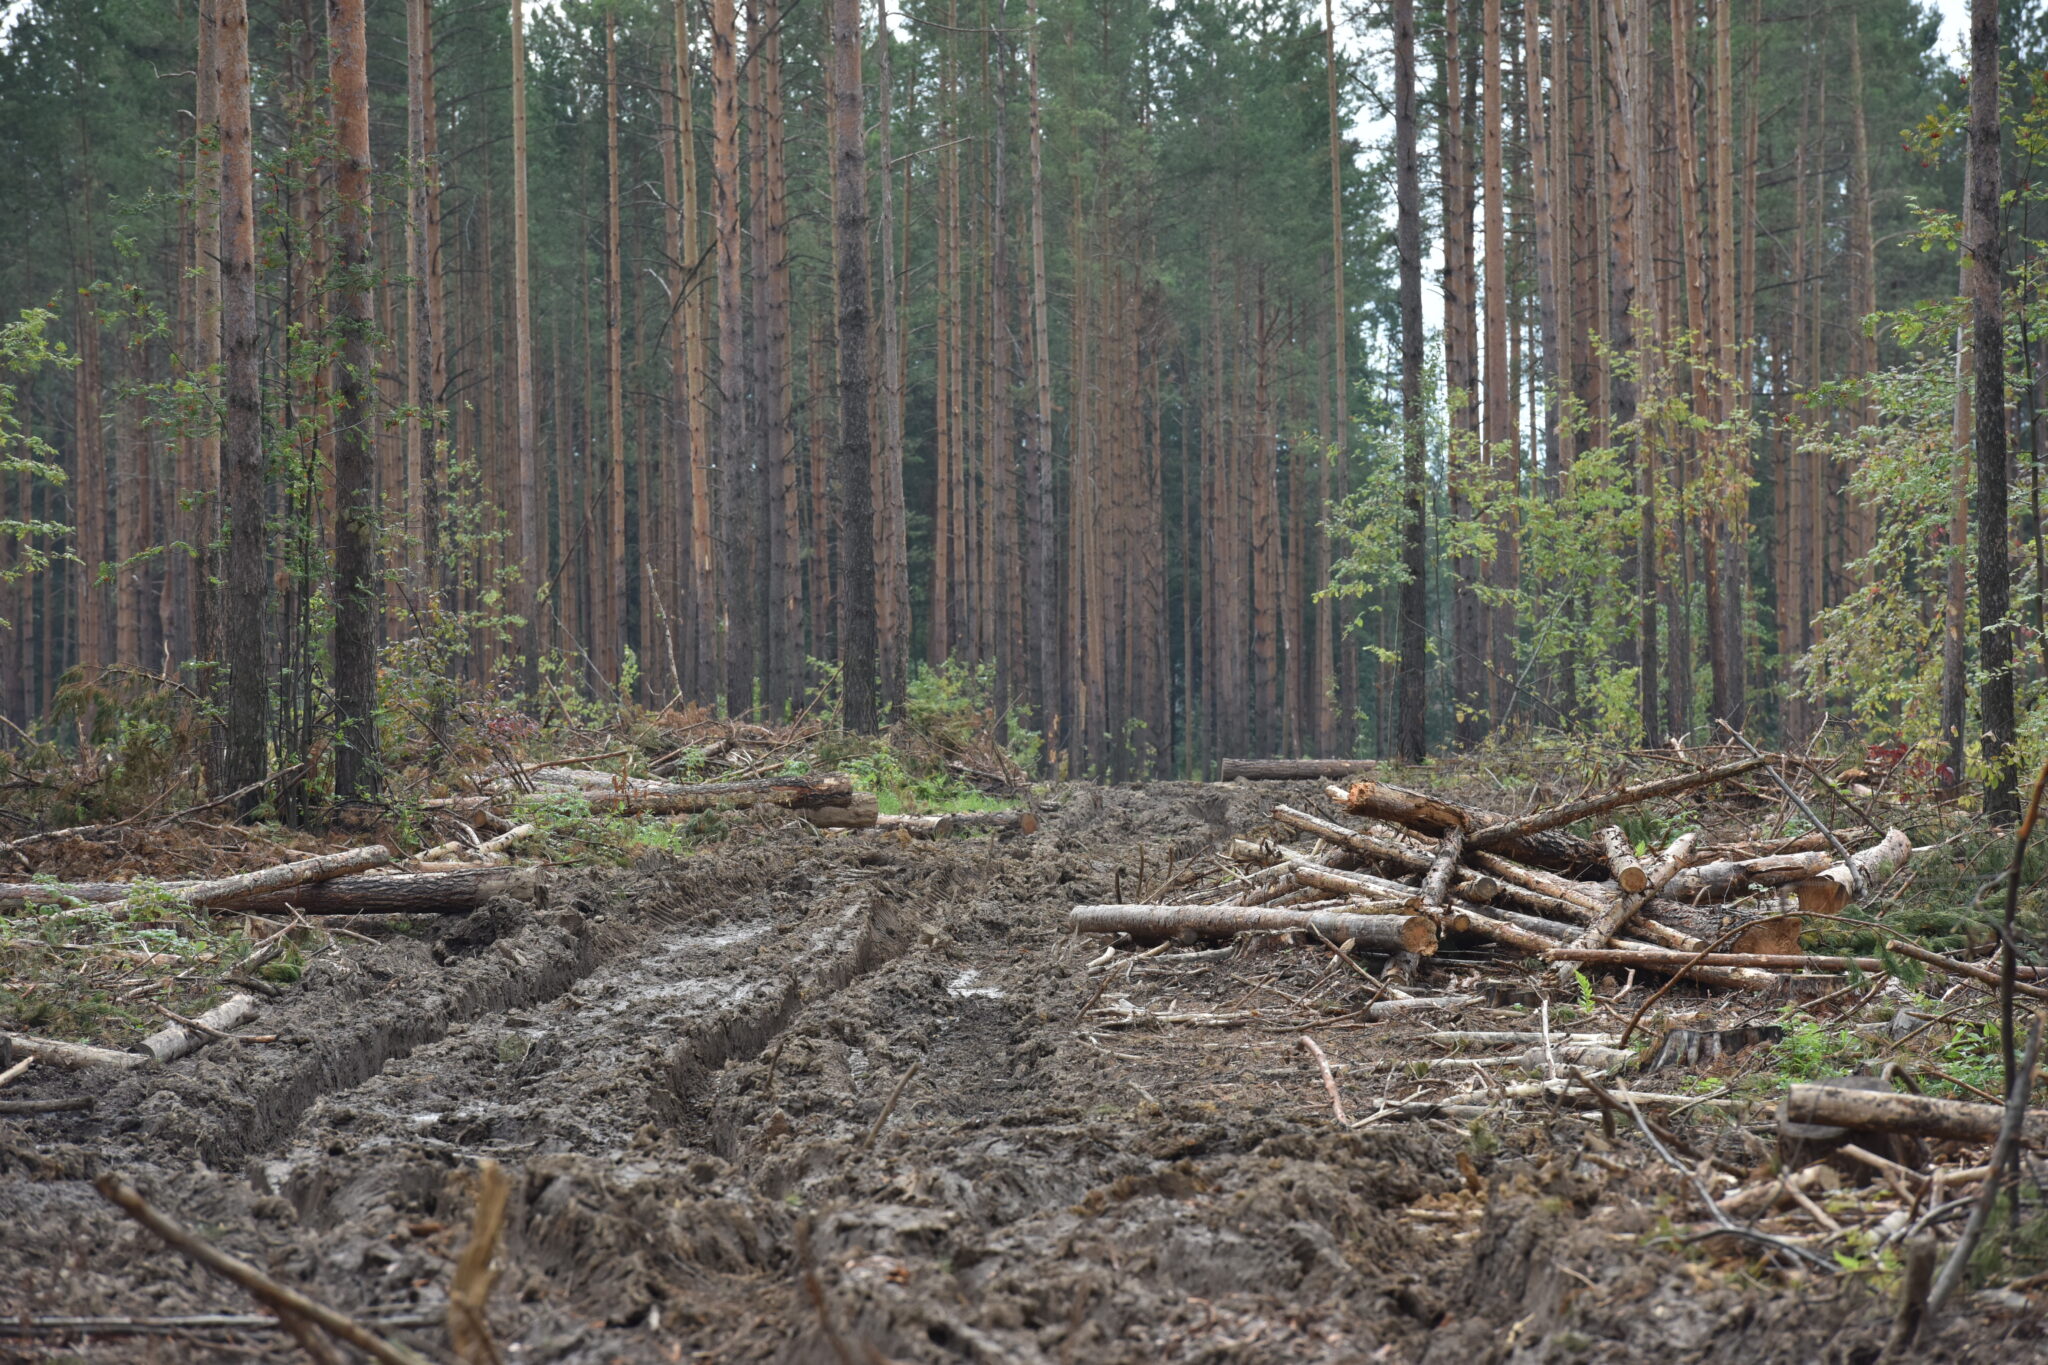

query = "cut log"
[
  {"left": 1598, "top": 826, "right": 1648, "bottom": 893},
  {"left": 1467, "top": 756, "right": 1768, "bottom": 850},
  {"left": 1549, "top": 948, "right": 1883, "bottom": 971},
  {"left": 1783, "top": 1083, "right": 2048, "bottom": 1148},
  {"left": 1883, "top": 939, "right": 2048, "bottom": 1002},
  {"left": 871, "top": 808, "right": 1039, "bottom": 837},
  {"left": 1219, "top": 758, "right": 1377, "bottom": 781},
  {"left": 799, "top": 793, "right": 882, "bottom": 828},
  {"left": 135, "top": 993, "right": 260, "bottom": 1063},
  {"left": 224, "top": 867, "right": 541, "bottom": 916},
  {"left": 1557, "top": 832, "right": 1698, "bottom": 971},
  {"left": 1790, "top": 829, "right": 1913, "bottom": 915},
  {"left": 1637, "top": 897, "right": 1803, "bottom": 955},
  {"left": 0, "top": 1096, "right": 93, "bottom": 1114},
  {"left": 4, "top": 1033, "right": 150, "bottom": 1070},
  {"left": 1664, "top": 850, "right": 1833, "bottom": 903},
  {"left": 430, "top": 774, "right": 853, "bottom": 815},
  {"left": 1642, "top": 1024, "right": 1784, "bottom": 1073},
  {"left": 1337, "top": 782, "right": 1601, "bottom": 871},
  {"left": 1421, "top": 828, "right": 1465, "bottom": 908},
  {"left": 1360, "top": 994, "right": 1480, "bottom": 1020},
  {"left": 1068, "top": 904, "right": 1437, "bottom": 954}
]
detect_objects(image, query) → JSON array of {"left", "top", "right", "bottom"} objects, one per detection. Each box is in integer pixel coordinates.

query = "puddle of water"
[{"left": 947, "top": 969, "right": 1004, "bottom": 1000}]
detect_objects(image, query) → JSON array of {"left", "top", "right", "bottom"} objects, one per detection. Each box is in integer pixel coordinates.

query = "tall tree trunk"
[
  {"left": 1319, "top": 0, "right": 1347, "bottom": 755},
  {"left": 830, "top": 0, "right": 877, "bottom": 732},
  {"left": 1442, "top": 0, "right": 1481, "bottom": 747},
  {"left": 1394, "top": 0, "right": 1425, "bottom": 763},
  {"left": 1480, "top": 0, "right": 1515, "bottom": 728},
  {"left": 1711, "top": 0, "right": 1744, "bottom": 727},
  {"left": 511, "top": 0, "right": 539, "bottom": 692},
  {"left": 602, "top": 15, "right": 626, "bottom": 691},
  {"left": 328, "top": 0, "right": 378, "bottom": 799},
  {"left": 711, "top": 0, "right": 746, "bottom": 712},
  {"left": 1968, "top": 0, "right": 2015, "bottom": 818},
  {"left": 876, "top": 0, "right": 910, "bottom": 715},
  {"left": 216, "top": 0, "right": 266, "bottom": 801},
  {"left": 759, "top": 0, "right": 799, "bottom": 712},
  {"left": 1025, "top": 0, "right": 1055, "bottom": 741},
  {"left": 673, "top": 0, "right": 715, "bottom": 704}
]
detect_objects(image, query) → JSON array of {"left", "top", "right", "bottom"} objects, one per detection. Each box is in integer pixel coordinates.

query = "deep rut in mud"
[{"left": 0, "top": 784, "right": 2031, "bottom": 1363}]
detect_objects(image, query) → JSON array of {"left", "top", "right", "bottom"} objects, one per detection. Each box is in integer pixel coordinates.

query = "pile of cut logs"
[{"left": 1071, "top": 756, "right": 1955, "bottom": 999}]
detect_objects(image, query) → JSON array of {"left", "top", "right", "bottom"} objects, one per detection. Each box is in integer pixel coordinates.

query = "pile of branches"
[{"left": 1070, "top": 754, "right": 1962, "bottom": 1002}]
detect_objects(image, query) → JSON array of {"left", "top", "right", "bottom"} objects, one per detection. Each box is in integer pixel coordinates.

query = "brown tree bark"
[
  {"left": 711, "top": 0, "right": 746, "bottom": 711},
  {"left": 876, "top": 0, "right": 910, "bottom": 715},
  {"left": 217, "top": 0, "right": 266, "bottom": 802},
  {"left": 511, "top": 0, "right": 539, "bottom": 691},
  {"left": 830, "top": 0, "right": 877, "bottom": 732},
  {"left": 1968, "top": 0, "right": 2015, "bottom": 818},
  {"left": 329, "top": 0, "right": 379, "bottom": 800},
  {"left": 1394, "top": 0, "right": 1425, "bottom": 764},
  {"left": 1441, "top": 0, "right": 1481, "bottom": 747}
]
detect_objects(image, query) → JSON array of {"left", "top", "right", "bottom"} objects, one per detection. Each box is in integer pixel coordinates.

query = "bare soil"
[{"left": 2, "top": 781, "right": 2041, "bottom": 1362}]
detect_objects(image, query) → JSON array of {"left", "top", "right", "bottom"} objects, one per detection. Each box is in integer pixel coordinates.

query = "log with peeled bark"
[
  {"left": 1068, "top": 903, "right": 1437, "bottom": 954},
  {"left": 1336, "top": 782, "right": 1601, "bottom": 871},
  {"left": 1598, "top": 826, "right": 1648, "bottom": 892},
  {"left": 1790, "top": 828, "right": 1913, "bottom": 915},
  {"left": 583, "top": 774, "right": 855, "bottom": 814},
  {"left": 1467, "top": 756, "right": 1769, "bottom": 850},
  {"left": 135, "top": 993, "right": 260, "bottom": 1063},
  {"left": 799, "top": 793, "right": 881, "bottom": 828},
  {"left": 3, "top": 1032, "right": 150, "bottom": 1070},
  {"left": 1233, "top": 841, "right": 1424, "bottom": 908},
  {"left": 222, "top": 867, "right": 541, "bottom": 916},
  {"left": 1219, "top": 758, "right": 1377, "bottom": 781},
  {"left": 1466, "top": 905, "right": 1774, "bottom": 989},
  {"left": 1783, "top": 1083, "right": 2048, "bottom": 1148},
  {"left": 872, "top": 808, "right": 1039, "bottom": 836}
]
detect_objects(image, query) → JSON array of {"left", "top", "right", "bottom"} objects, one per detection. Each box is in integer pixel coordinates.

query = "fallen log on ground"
[
  {"left": 1069, "top": 903, "right": 1437, "bottom": 954},
  {"left": 870, "top": 808, "right": 1040, "bottom": 837},
  {"left": 1783, "top": 1083, "right": 2048, "bottom": 1149},
  {"left": 1883, "top": 939, "right": 2048, "bottom": 1002},
  {"left": 1790, "top": 828, "right": 1913, "bottom": 914},
  {"left": 1219, "top": 758, "right": 1377, "bottom": 781},
  {"left": 224, "top": 867, "right": 541, "bottom": 916},
  {"left": 0, "top": 1096, "right": 93, "bottom": 1114},
  {"left": 1663, "top": 849, "right": 1834, "bottom": 903},
  {"left": 426, "top": 774, "right": 854, "bottom": 815},
  {"left": 1337, "top": 782, "right": 1603, "bottom": 871},
  {"left": 1598, "top": 827, "right": 1648, "bottom": 893},
  {"left": 1558, "top": 832, "right": 1698, "bottom": 973},
  {"left": 2, "top": 1033, "right": 149, "bottom": 1070},
  {"left": 23, "top": 848, "right": 399, "bottom": 916},
  {"left": 1466, "top": 756, "right": 1769, "bottom": 851},
  {"left": 799, "top": 793, "right": 881, "bottom": 828},
  {"left": 135, "top": 993, "right": 260, "bottom": 1063},
  {"left": 1549, "top": 948, "right": 1885, "bottom": 972}
]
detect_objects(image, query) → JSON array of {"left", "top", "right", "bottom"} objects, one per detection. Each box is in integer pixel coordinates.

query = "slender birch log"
[
  {"left": 135, "top": 993, "right": 259, "bottom": 1063},
  {"left": 1551, "top": 948, "right": 1883, "bottom": 971},
  {"left": 3, "top": 1032, "right": 149, "bottom": 1070},
  {"left": 122, "top": 847, "right": 394, "bottom": 914},
  {"left": 1599, "top": 826, "right": 1647, "bottom": 892},
  {"left": 1068, "top": 904, "right": 1436, "bottom": 954},
  {"left": 1422, "top": 827, "right": 1464, "bottom": 908}
]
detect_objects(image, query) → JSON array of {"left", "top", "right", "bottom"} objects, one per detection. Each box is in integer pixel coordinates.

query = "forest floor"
[{"left": 2, "top": 763, "right": 2046, "bottom": 1363}]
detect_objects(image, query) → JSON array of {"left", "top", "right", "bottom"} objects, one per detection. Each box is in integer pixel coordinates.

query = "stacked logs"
[{"left": 1073, "top": 756, "right": 1929, "bottom": 996}]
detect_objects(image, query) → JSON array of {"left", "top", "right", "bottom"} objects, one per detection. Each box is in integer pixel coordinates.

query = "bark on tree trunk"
[
  {"left": 217, "top": 0, "right": 267, "bottom": 805},
  {"left": 1968, "top": 0, "right": 2015, "bottom": 819},
  {"left": 329, "top": 0, "right": 379, "bottom": 800},
  {"left": 831, "top": 0, "right": 878, "bottom": 732}
]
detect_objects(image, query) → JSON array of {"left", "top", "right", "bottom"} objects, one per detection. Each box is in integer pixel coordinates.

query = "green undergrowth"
[{"left": 0, "top": 885, "right": 302, "bottom": 1047}]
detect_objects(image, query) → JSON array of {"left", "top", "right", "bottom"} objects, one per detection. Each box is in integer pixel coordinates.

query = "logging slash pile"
[{"left": 1074, "top": 755, "right": 1922, "bottom": 1007}]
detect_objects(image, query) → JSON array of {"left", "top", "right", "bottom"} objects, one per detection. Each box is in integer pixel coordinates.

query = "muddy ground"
[{"left": 2, "top": 781, "right": 2042, "bottom": 1362}]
